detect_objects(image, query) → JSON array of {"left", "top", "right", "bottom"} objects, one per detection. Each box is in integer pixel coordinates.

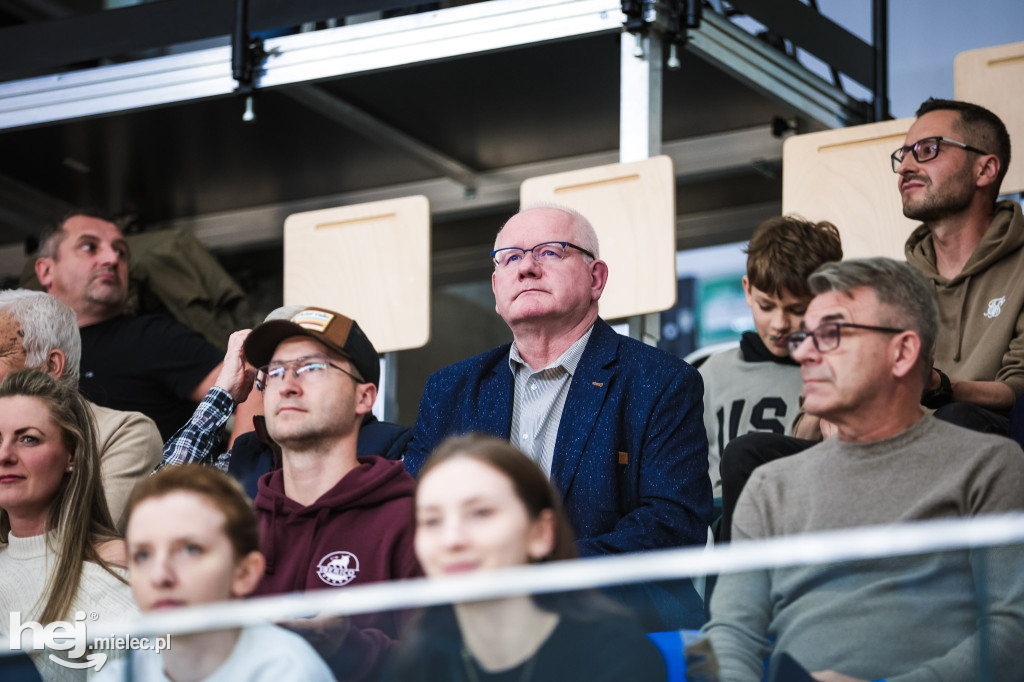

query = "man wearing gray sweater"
[{"left": 702, "top": 258, "right": 1024, "bottom": 682}]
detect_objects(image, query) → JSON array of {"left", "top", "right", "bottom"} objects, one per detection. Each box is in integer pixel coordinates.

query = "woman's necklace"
[{"left": 460, "top": 645, "right": 538, "bottom": 682}]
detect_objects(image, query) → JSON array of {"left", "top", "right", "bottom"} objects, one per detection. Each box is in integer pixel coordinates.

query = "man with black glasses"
[
  {"left": 895, "top": 98, "right": 1022, "bottom": 433},
  {"left": 405, "top": 205, "right": 712, "bottom": 629},
  {"left": 718, "top": 99, "right": 1022, "bottom": 544},
  {"left": 162, "top": 307, "right": 419, "bottom": 682},
  {"left": 703, "top": 258, "right": 1024, "bottom": 682}
]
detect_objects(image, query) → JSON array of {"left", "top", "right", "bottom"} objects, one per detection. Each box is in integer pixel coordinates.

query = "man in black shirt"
[{"left": 35, "top": 210, "right": 224, "bottom": 439}]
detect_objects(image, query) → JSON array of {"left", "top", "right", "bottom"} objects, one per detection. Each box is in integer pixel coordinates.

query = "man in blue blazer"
[{"left": 405, "top": 206, "right": 712, "bottom": 629}]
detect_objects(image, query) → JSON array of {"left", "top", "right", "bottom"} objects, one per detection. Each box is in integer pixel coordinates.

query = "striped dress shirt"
[{"left": 508, "top": 326, "right": 593, "bottom": 476}]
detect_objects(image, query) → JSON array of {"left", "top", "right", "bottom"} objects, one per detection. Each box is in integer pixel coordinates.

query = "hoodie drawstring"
[
  {"left": 953, "top": 276, "right": 970, "bottom": 362},
  {"left": 264, "top": 497, "right": 283, "bottom": 575},
  {"left": 293, "top": 508, "right": 333, "bottom": 592}
]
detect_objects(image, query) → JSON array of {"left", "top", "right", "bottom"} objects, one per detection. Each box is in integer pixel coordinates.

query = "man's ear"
[
  {"left": 355, "top": 382, "right": 378, "bottom": 416},
  {"left": 976, "top": 154, "right": 1001, "bottom": 191},
  {"left": 589, "top": 259, "right": 609, "bottom": 302},
  {"left": 35, "top": 258, "right": 55, "bottom": 290},
  {"left": 231, "top": 551, "right": 266, "bottom": 599},
  {"left": 492, "top": 271, "right": 499, "bottom": 315},
  {"left": 44, "top": 349, "right": 66, "bottom": 380},
  {"left": 891, "top": 331, "right": 923, "bottom": 380}
]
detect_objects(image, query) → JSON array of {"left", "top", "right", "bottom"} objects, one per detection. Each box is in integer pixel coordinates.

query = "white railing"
[{"left": 3, "top": 511, "right": 1022, "bottom": 650}]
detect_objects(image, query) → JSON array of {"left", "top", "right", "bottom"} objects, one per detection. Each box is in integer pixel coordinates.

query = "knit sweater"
[
  {"left": 703, "top": 416, "right": 1024, "bottom": 682},
  {"left": 0, "top": 532, "right": 137, "bottom": 682}
]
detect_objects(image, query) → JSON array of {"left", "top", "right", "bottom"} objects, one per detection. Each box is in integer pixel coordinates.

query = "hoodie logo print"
[
  {"left": 316, "top": 551, "right": 360, "bottom": 586},
  {"left": 984, "top": 296, "right": 1006, "bottom": 319}
]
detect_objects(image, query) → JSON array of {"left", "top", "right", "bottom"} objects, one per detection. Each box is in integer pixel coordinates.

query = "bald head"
[{"left": 495, "top": 206, "right": 600, "bottom": 258}]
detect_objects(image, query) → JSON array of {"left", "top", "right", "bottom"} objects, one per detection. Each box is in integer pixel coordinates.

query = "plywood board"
[
  {"left": 955, "top": 41, "right": 1024, "bottom": 196},
  {"left": 283, "top": 196, "right": 430, "bottom": 353},
  {"left": 520, "top": 156, "right": 676, "bottom": 321},
  {"left": 782, "top": 118, "right": 917, "bottom": 261}
]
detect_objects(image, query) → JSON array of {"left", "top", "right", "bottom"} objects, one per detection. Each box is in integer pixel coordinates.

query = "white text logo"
[
  {"left": 316, "top": 551, "right": 360, "bottom": 586},
  {"left": 985, "top": 296, "right": 1006, "bottom": 319},
  {"left": 9, "top": 611, "right": 170, "bottom": 671}
]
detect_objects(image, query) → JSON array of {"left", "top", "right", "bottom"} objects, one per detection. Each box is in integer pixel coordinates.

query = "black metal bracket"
[
  {"left": 621, "top": 1, "right": 702, "bottom": 69},
  {"left": 233, "top": 36, "right": 266, "bottom": 96},
  {"left": 231, "top": 0, "right": 267, "bottom": 122},
  {"left": 871, "top": 0, "right": 890, "bottom": 121},
  {"left": 231, "top": 0, "right": 266, "bottom": 95}
]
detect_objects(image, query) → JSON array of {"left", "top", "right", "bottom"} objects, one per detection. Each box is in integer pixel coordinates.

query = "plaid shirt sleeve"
[{"left": 157, "top": 386, "right": 235, "bottom": 473}]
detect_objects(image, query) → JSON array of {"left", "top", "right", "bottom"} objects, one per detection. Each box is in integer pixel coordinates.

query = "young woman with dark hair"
[{"left": 389, "top": 434, "right": 665, "bottom": 682}]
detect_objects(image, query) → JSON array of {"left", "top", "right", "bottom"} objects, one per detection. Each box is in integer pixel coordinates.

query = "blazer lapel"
[
  {"left": 550, "top": 320, "right": 616, "bottom": 496},
  {"left": 476, "top": 352, "right": 515, "bottom": 439}
]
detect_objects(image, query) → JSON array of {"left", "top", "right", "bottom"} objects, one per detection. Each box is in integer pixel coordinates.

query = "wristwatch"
[{"left": 922, "top": 368, "right": 954, "bottom": 409}]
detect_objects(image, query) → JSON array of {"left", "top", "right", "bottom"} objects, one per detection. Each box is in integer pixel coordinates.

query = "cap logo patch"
[{"left": 292, "top": 309, "right": 334, "bottom": 332}]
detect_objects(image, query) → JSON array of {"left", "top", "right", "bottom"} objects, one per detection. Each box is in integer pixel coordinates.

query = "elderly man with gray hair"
[
  {"left": 703, "top": 258, "right": 1024, "bottom": 682},
  {"left": 405, "top": 205, "right": 711, "bottom": 630},
  {"left": 0, "top": 290, "right": 162, "bottom": 530}
]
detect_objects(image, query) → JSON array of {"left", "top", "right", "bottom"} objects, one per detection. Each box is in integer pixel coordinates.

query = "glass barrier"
[{"left": 3, "top": 514, "right": 1022, "bottom": 682}]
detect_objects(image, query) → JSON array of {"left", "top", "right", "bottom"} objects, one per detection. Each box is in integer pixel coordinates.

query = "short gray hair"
[
  {"left": 0, "top": 290, "right": 81, "bottom": 387},
  {"left": 495, "top": 204, "right": 600, "bottom": 259},
  {"left": 808, "top": 258, "right": 938, "bottom": 379}
]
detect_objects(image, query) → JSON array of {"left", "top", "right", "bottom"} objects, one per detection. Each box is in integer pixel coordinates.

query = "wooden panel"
[
  {"left": 520, "top": 156, "right": 677, "bottom": 321},
  {"left": 283, "top": 196, "right": 430, "bottom": 353},
  {"left": 955, "top": 41, "right": 1024, "bottom": 196},
  {"left": 782, "top": 118, "right": 916, "bottom": 261}
]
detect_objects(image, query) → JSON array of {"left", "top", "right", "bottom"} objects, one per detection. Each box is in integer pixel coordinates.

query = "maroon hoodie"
[{"left": 253, "top": 455, "right": 421, "bottom": 681}]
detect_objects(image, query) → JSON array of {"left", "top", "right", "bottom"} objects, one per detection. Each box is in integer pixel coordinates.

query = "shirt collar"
[{"left": 508, "top": 324, "right": 595, "bottom": 376}]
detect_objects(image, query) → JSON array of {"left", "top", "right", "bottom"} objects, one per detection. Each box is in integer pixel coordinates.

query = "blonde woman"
[{"left": 0, "top": 369, "right": 136, "bottom": 681}]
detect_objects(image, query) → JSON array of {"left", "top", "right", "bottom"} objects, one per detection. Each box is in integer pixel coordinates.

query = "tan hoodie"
[{"left": 905, "top": 200, "right": 1024, "bottom": 404}]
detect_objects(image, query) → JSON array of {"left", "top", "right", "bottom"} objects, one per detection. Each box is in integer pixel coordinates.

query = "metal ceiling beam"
[
  {"left": 674, "top": 200, "right": 781, "bottom": 251},
  {"left": 0, "top": 0, "right": 866, "bottom": 133},
  {"left": 620, "top": 31, "right": 662, "bottom": 163},
  {"left": 283, "top": 84, "right": 479, "bottom": 191},
  {"left": 0, "top": 0, "right": 425, "bottom": 81},
  {"left": 0, "top": 195, "right": 781, "bottom": 283},
  {"left": 0, "top": 0, "right": 72, "bottom": 21},
  {"left": 137, "top": 124, "right": 784, "bottom": 252},
  {"left": 0, "top": 0, "right": 626, "bottom": 131},
  {"left": 0, "top": 126, "right": 784, "bottom": 279},
  {"left": 686, "top": 10, "right": 868, "bottom": 129},
  {"left": 725, "top": 0, "right": 875, "bottom": 89}
]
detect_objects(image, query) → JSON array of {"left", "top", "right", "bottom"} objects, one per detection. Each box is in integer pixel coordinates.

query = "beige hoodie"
[{"left": 905, "top": 200, "right": 1024, "bottom": 404}]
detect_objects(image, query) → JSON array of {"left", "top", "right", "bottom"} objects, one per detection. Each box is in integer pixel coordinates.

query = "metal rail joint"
[{"left": 621, "top": 1, "right": 702, "bottom": 69}]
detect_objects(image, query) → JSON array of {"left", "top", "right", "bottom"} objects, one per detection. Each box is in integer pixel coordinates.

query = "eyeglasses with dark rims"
[
  {"left": 785, "top": 322, "right": 907, "bottom": 355},
  {"left": 890, "top": 136, "right": 990, "bottom": 173},
  {"left": 490, "top": 241, "right": 596, "bottom": 268}
]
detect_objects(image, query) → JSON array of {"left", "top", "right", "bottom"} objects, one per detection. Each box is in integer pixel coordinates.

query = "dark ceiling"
[
  {"left": 0, "top": 30, "right": 815, "bottom": 242},
  {"left": 0, "top": 0, "right": 883, "bottom": 282}
]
